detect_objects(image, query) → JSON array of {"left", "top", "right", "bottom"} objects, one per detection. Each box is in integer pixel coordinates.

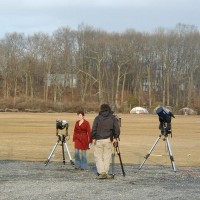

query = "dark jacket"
[{"left": 91, "top": 110, "right": 120, "bottom": 140}]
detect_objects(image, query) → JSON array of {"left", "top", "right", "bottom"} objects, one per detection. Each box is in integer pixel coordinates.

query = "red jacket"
[{"left": 73, "top": 120, "right": 91, "bottom": 150}]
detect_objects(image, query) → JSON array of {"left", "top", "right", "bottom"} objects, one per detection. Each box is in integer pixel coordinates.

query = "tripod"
[
  {"left": 111, "top": 139, "right": 126, "bottom": 177},
  {"left": 139, "top": 132, "right": 176, "bottom": 172},
  {"left": 45, "top": 129, "right": 74, "bottom": 166}
]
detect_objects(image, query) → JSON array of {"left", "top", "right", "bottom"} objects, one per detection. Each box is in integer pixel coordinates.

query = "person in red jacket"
[{"left": 73, "top": 110, "right": 92, "bottom": 170}]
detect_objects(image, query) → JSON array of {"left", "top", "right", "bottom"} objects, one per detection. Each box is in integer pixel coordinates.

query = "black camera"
[
  {"left": 56, "top": 119, "right": 68, "bottom": 130},
  {"left": 156, "top": 107, "right": 175, "bottom": 135}
]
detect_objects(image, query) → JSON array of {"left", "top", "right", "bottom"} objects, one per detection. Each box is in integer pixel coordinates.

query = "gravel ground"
[{"left": 0, "top": 160, "right": 200, "bottom": 200}]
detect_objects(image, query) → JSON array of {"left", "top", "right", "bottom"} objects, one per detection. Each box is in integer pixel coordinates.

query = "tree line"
[{"left": 0, "top": 23, "right": 199, "bottom": 113}]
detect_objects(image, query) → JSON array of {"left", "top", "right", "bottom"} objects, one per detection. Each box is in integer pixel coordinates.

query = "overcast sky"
[{"left": 0, "top": 0, "right": 199, "bottom": 38}]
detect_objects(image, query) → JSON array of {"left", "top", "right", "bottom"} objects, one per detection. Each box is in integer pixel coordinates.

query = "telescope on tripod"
[
  {"left": 139, "top": 106, "right": 176, "bottom": 172},
  {"left": 44, "top": 120, "right": 74, "bottom": 166}
]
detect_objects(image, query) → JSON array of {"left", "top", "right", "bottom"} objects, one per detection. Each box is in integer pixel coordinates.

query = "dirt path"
[{"left": 0, "top": 160, "right": 200, "bottom": 200}]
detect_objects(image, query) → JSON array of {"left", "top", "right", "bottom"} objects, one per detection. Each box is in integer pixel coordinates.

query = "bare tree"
[
  {"left": 0, "top": 33, "right": 25, "bottom": 106},
  {"left": 0, "top": 23, "right": 200, "bottom": 112}
]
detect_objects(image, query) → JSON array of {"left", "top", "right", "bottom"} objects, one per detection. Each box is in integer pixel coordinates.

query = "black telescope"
[{"left": 156, "top": 106, "right": 175, "bottom": 136}]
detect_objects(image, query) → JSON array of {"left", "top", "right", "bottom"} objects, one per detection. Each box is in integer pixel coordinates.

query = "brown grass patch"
[{"left": 0, "top": 112, "right": 199, "bottom": 167}]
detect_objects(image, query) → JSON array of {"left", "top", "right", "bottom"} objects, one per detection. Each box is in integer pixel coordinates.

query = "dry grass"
[{"left": 0, "top": 112, "right": 199, "bottom": 167}]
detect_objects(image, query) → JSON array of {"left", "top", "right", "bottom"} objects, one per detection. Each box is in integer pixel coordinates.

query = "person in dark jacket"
[
  {"left": 73, "top": 111, "right": 91, "bottom": 170},
  {"left": 91, "top": 104, "right": 120, "bottom": 179}
]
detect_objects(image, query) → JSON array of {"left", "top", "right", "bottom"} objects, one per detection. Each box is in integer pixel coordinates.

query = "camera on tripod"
[
  {"left": 44, "top": 119, "right": 74, "bottom": 166},
  {"left": 56, "top": 119, "right": 69, "bottom": 137},
  {"left": 139, "top": 106, "right": 176, "bottom": 172},
  {"left": 156, "top": 106, "right": 175, "bottom": 136},
  {"left": 56, "top": 119, "right": 68, "bottom": 130}
]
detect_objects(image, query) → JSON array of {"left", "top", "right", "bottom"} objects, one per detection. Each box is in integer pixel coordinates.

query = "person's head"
[
  {"left": 100, "top": 104, "right": 111, "bottom": 113},
  {"left": 77, "top": 110, "right": 84, "bottom": 119}
]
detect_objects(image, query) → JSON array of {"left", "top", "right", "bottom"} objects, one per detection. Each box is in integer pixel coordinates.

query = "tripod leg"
[
  {"left": 116, "top": 147, "right": 125, "bottom": 176},
  {"left": 166, "top": 137, "right": 176, "bottom": 172},
  {"left": 62, "top": 141, "right": 66, "bottom": 165},
  {"left": 64, "top": 142, "right": 74, "bottom": 165},
  {"left": 139, "top": 135, "right": 162, "bottom": 170},
  {"left": 44, "top": 142, "right": 59, "bottom": 166}
]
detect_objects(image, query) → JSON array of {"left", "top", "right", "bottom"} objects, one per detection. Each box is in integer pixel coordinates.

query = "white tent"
[
  {"left": 179, "top": 107, "right": 197, "bottom": 115},
  {"left": 130, "top": 107, "right": 149, "bottom": 114}
]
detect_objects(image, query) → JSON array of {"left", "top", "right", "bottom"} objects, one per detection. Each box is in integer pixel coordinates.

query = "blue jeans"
[{"left": 74, "top": 149, "right": 88, "bottom": 169}]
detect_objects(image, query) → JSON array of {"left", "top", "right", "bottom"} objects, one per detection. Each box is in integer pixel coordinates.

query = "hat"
[{"left": 100, "top": 104, "right": 111, "bottom": 112}]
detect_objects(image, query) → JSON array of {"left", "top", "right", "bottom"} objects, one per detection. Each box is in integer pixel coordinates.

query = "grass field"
[{"left": 0, "top": 112, "right": 199, "bottom": 167}]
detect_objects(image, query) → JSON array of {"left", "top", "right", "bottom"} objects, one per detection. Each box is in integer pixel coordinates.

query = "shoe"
[
  {"left": 74, "top": 166, "right": 81, "bottom": 170},
  {"left": 106, "top": 174, "right": 114, "bottom": 179},
  {"left": 96, "top": 172, "right": 107, "bottom": 179},
  {"left": 81, "top": 168, "right": 89, "bottom": 171}
]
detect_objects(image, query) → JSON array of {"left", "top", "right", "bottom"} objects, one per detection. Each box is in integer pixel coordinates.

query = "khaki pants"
[{"left": 94, "top": 138, "right": 112, "bottom": 174}]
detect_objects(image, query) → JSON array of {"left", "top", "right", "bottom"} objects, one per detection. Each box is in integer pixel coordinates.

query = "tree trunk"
[
  {"left": 147, "top": 64, "right": 152, "bottom": 108},
  {"left": 187, "top": 71, "right": 193, "bottom": 107},
  {"left": 120, "top": 71, "right": 127, "bottom": 106},
  {"left": 162, "top": 77, "right": 166, "bottom": 106},
  {"left": 114, "top": 64, "right": 120, "bottom": 109}
]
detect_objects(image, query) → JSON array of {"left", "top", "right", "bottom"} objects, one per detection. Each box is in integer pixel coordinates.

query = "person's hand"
[
  {"left": 92, "top": 139, "right": 96, "bottom": 145},
  {"left": 89, "top": 143, "right": 92, "bottom": 148},
  {"left": 113, "top": 139, "right": 118, "bottom": 148},
  {"left": 112, "top": 138, "right": 117, "bottom": 144}
]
